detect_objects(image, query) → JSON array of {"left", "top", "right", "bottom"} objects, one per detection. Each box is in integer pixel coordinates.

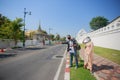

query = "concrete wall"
[
  {"left": 76, "top": 17, "right": 120, "bottom": 50},
  {"left": 91, "top": 29, "right": 120, "bottom": 50},
  {"left": 0, "top": 39, "right": 15, "bottom": 48},
  {"left": 0, "top": 39, "right": 39, "bottom": 48}
]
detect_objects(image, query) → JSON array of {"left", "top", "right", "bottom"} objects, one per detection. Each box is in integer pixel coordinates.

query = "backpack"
[
  {"left": 76, "top": 44, "right": 81, "bottom": 50},
  {"left": 72, "top": 39, "right": 81, "bottom": 50}
]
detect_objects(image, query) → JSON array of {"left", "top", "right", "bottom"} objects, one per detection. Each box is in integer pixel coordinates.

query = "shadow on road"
[
  {"left": 0, "top": 53, "right": 16, "bottom": 58},
  {"left": 25, "top": 47, "right": 46, "bottom": 50},
  {"left": 0, "top": 46, "right": 48, "bottom": 59},
  {"left": 12, "top": 47, "right": 46, "bottom": 51}
]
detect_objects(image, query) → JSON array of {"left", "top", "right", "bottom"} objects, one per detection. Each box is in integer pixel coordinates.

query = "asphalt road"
[{"left": 0, "top": 44, "right": 66, "bottom": 80}]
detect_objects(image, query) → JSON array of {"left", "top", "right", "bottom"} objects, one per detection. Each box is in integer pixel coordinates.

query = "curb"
[{"left": 64, "top": 53, "right": 70, "bottom": 80}]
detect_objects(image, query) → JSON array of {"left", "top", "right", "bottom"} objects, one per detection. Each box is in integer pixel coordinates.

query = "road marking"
[{"left": 54, "top": 49, "right": 66, "bottom": 80}]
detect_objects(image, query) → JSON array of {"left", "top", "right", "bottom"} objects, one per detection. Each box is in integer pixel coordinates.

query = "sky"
[{"left": 0, "top": 0, "right": 120, "bottom": 37}]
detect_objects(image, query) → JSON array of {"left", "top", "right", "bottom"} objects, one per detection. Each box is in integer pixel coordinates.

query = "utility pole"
[
  {"left": 49, "top": 28, "right": 52, "bottom": 45},
  {"left": 23, "top": 8, "right": 31, "bottom": 48}
]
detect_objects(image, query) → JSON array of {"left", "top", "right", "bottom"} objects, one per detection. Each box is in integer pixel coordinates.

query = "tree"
[
  {"left": 0, "top": 14, "right": 24, "bottom": 46},
  {"left": 49, "top": 34, "right": 54, "bottom": 41},
  {"left": 0, "top": 14, "right": 9, "bottom": 27},
  {"left": 10, "top": 18, "right": 24, "bottom": 46},
  {"left": 55, "top": 34, "right": 60, "bottom": 41},
  {"left": 90, "top": 16, "right": 109, "bottom": 30},
  {"left": 0, "top": 14, "right": 11, "bottom": 39},
  {"left": 60, "top": 36, "right": 66, "bottom": 41}
]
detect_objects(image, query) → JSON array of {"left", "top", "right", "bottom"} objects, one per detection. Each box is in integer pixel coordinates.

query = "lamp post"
[{"left": 23, "top": 8, "right": 31, "bottom": 48}]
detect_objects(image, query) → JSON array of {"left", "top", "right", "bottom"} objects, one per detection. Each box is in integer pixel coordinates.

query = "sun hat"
[{"left": 83, "top": 36, "right": 91, "bottom": 44}]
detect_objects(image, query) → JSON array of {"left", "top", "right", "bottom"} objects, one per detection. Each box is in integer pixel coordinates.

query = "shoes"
[{"left": 75, "top": 66, "right": 78, "bottom": 69}]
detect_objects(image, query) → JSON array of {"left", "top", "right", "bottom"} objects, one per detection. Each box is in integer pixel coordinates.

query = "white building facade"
[{"left": 76, "top": 16, "right": 120, "bottom": 50}]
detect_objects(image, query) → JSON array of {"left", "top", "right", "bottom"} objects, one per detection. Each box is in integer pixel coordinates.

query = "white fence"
[
  {"left": 76, "top": 17, "right": 120, "bottom": 50},
  {"left": 0, "top": 39, "right": 39, "bottom": 48},
  {"left": 0, "top": 39, "right": 15, "bottom": 48}
]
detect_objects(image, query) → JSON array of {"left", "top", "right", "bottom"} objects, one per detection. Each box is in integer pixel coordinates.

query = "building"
[
  {"left": 33, "top": 24, "right": 44, "bottom": 42},
  {"left": 25, "top": 22, "right": 48, "bottom": 43}
]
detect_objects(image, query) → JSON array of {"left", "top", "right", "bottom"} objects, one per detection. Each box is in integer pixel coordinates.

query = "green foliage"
[
  {"left": 0, "top": 13, "right": 24, "bottom": 46},
  {"left": 0, "top": 14, "right": 11, "bottom": 39},
  {"left": 0, "top": 14, "right": 10, "bottom": 27},
  {"left": 10, "top": 18, "right": 24, "bottom": 45},
  {"left": 49, "top": 34, "right": 54, "bottom": 41},
  {"left": 90, "top": 16, "right": 108, "bottom": 30},
  {"left": 60, "top": 37, "right": 66, "bottom": 41},
  {"left": 55, "top": 34, "right": 60, "bottom": 40},
  {"left": 70, "top": 60, "right": 96, "bottom": 80},
  {"left": 49, "top": 33, "right": 66, "bottom": 41}
]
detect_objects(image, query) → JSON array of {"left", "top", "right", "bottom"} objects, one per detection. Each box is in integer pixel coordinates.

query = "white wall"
[
  {"left": 76, "top": 17, "right": 120, "bottom": 50},
  {"left": 0, "top": 39, "right": 39, "bottom": 48},
  {"left": 92, "top": 30, "right": 120, "bottom": 50},
  {"left": 0, "top": 39, "right": 15, "bottom": 48},
  {"left": 17, "top": 39, "right": 38, "bottom": 47}
]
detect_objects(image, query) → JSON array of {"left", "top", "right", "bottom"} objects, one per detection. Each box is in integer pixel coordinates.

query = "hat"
[{"left": 83, "top": 37, "right": 91, "bottom": 44}]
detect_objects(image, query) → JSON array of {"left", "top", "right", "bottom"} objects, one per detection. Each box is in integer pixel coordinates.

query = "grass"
[
  {"left": 80, "top": 44, "right": 120, "bottom": 65},
  {"left": 70, "top": 60, "right": 96, "bottom": 80},
  {"left": 94, "top": 46, "right": 120, "bottom": 65},
  {"left": 71, "top": 44, "right": 120, "bottom": 80}
]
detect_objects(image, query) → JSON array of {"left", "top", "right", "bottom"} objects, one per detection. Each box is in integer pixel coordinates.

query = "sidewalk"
[{"left": 80, "top": 49, "right": 120, "bottom": 80}]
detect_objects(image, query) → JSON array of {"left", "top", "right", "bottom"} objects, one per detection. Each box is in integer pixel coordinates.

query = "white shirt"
[{"left": 69, "top": 40, "right": 75, "bottom": 53}]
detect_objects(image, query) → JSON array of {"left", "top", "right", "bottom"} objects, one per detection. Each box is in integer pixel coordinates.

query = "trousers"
[{"left": 70, "top": 51, "right": 78, "bottom": 67}]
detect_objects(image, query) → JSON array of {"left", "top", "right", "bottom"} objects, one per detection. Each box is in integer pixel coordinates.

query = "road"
[{"left": 0, "top": 44, "right": 66, "bottom": 80}]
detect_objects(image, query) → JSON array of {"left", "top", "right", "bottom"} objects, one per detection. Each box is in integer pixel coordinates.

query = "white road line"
[{"left": 54, "top": 49, "right": 66, "bottom": 80}]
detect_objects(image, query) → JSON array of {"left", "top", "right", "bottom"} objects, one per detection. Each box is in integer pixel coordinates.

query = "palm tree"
[{"left": 10, "top": 18, "right": 24, "bottom": 46}]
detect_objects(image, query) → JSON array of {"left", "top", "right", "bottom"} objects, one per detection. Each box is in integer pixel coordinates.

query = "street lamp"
[{"left": 23, "top": 8, "right": 31, "bottom": 48}]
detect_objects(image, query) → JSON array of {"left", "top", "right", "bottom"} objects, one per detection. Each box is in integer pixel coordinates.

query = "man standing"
[{"left": 63, "top": 35, "right": 79, "bottom": 69}]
